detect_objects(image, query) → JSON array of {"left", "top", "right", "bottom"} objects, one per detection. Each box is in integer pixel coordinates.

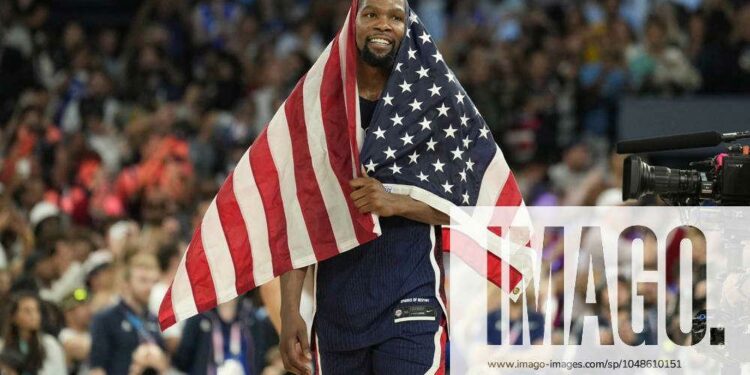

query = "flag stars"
[
  {"left": 383, "top": 146, "right": 397, "bottom": 160},
  {"left": 462, "top": 136, "right": 473, "bottom": 149},
  {"left": 400, "top": 132, "right": 414, "bottom": 146},
  {"left": 446, "top": 71, "right": 456, "bottom": 82},
  {"left": 390, "top": 113, "right": 404, "bottom": 126},
  {"left": 466, "top": 159, "right": 475, "bottom": 171},
  {"left": 365, "top": 159, "right": 377, "bottom": 173},
  {"left": 459, "top": 169, "right": 467, "bottom": 182},
  {"left": 389, "top": 163, "right": 402, "bottom": 175},
  {"left": 395, "top": 63, "right": 403, "bottom": 72},
  {"left": 408, "top": 150, "right": 420, "bottom": 164},
  {"left": 478, "top": 127, "right": 490, "bottom": 139},
  {"left": 410, "top": 12, "right": 419, "bottom": 24},
  {"left": 408, "top": 48, "right": 417, "bottom": 60},
  {"left": 433, "top": 51, "right": 444, "bottom": 63},
  {"left": 450, "top": 146, "right": 464, "bottom": 160},
  {"left": 382, "top": 92, "right": 394, "bottom": 106},
  {"left": 462, "top": 192, "right": 470, "bottom": 204},
  {"left": 460, "top": 114, "right": 470, "bottom": 127},
  {"left": 432, "top": 158, "right": 445, "bottom": 172},
  {"left": 443, "top": 124, "right": 457, "bottom": 139},
  {"left": 409, "top": 99, "right": 423, "bottom": 112},
  {"left": 436, "top": 103, "right": 450, "bottom": 117},
  {"left": 416, "top": 66, "right": 430, "bottom": 79},
  {"left": 417, "top": 171, "right": 429, "bottom": 182},
  {"left": 455, "top": 91, "right": 465, "bottom": 105},
  {"left": 428, "top": 84, "right": 442, "bottom": 97},
  {"left": 426, "top": 138, "right": 438, "bottom": 151},
  {"left": 373, "top": 127, "right": 386, "bottom": 140},
  {"left": 419, "top": 32, "right": 431, "bottom": 44},
  {"left": 399, "top": 80, "right": 412, "bottom": 93},
  {"left": 418, "top": 117, "right": 432, "bottom": 131},
  {"left": 442, "top": 181, "right": 454, "bottom": 194}
]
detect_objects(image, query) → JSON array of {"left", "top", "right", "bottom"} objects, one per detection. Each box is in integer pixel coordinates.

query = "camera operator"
[{"left": 89, "top": 253, "right": 169, "bottom": 375}]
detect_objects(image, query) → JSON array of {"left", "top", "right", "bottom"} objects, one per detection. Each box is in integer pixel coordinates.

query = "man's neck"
[
  {"left": 357, "top": 58, "right": 390, "bottom": 101},
  {"left": 122, "top": 294, "right": 145, "bottom": 315}
]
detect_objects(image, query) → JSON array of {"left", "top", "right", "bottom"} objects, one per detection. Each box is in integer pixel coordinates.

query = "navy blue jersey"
[{"left": 313, "top": 98, "right": 445, "bottom": 352}]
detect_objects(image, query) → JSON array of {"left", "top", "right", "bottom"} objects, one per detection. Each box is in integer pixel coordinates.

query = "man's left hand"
[{"left": 349, "top": 177, "right": 403, "bottom": 217}]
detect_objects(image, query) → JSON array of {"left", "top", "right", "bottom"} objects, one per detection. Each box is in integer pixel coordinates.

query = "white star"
[
  {"left": 399, "top": 80, "right": 412, "bottom": 93},
  {"left": 382, "top": 93, "right": 394, "bottom": 106},
  {"left": 418, "top": 117, "right": 431, "bottom": 131},
  {"left": 383, "top": 146, "right": 397, "bottom": 160},
  {"left": 478, "top": 127, "right": 490, "bottom": 139},
  {"left": 419, "top": 32, "right": 431, "bottom": 45},
  {"left": 436, "top": 103, "right": 450, "bottom": 117},
  {"left": 400, "top": 132, "right": 414, "bottom": 146},
  {"left": 433, "top": 51, "right": 444, "bottom": 63},
  {"left": 416, "top": 66, "right": 429, "bottom": 79},
  {"left": 395, "top": 63, "right": 403, "bottom": 72},
  {"left": 462, "top": 136, "right": 473, "bottom": 149},
  {"left": 442, "top": 181, "right": 454, "bottom": 194},
  {"left": 466, "top": 159, "right": 475, "bottom": 171},
  {"left": 455, "top": 91, "right": 465, "bottom": 105},
  {"left": 409, "top": 99, "right": 423, "bottom": 112},
  {"left": 462, "top": 192, "right": 470, "bottom": 204},
  {"left": 408, "top": 150, "right": 420, "bottom": 164},
  {"left": 389, "top": 163, "right": 402, "bottom": 174},
  {"left": 409, "top": 12, "right": 419, "bottom": 24},
  {"left": 408, "top": 48, "right": 417, "bottom": 60},
  {"left": 406, "top": 29, "right": 411, "bottom": 38},
  {"left": 373, "top": 127, "right": 386, "bottom": 139},
  {"left": 426, "top": 138, "right": 438, "bottom": 151},
  {"left": 460, "top": 114, "right": 470, "bottom": 127},
  {"left": 446, "top": 71, "right": 456, "bottom": 82},
  {"left": 450, "top": 146, "right": 464, "bottom": 160},
  {"left": 428, "top": 84, "right": 442, "bottom": 97},
  {"left": 365, "top": 159, "right": 377, "bottom": 173},
  {"left": 459, "top": 169, "right": 467, "bottom": 182},
  {"left": 432, "top": 159, "right": 445, "bottom": 172},
  {"left": 417, "top": 171, "right": 429, "bottom": 182},
  {"left": 390, "top": 113, "right": 404, "bottom": 126},
  {"left": 443, "top": 124, "right": 457, "bottom": 138}
]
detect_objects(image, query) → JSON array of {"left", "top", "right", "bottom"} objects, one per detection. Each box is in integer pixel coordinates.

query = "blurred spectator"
[
  {"left": 89, "top": 253, "right": 168, "bottom": 375},
  {"left": 0, "top": 291, "right": 66, "bottom": 374},
  {"left": 627, "top": 15, "right": 701, "bottom": 95},
  {"left": 58, "top": 288, "right": 92, "bottom": 375}
]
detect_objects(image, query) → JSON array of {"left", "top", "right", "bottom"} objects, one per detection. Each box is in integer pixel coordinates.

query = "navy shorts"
[{"left": 311, "top": 317, "right": 447, "bottom": 375}]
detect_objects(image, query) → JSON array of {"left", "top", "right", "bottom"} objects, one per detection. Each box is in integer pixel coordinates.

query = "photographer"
[{"left": 89, "top": 253, "right": 169, "bottom": 375}]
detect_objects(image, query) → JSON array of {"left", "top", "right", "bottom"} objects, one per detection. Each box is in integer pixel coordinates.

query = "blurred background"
[{"left": 0, "top": 0, "right": 746, "bottom": 373}]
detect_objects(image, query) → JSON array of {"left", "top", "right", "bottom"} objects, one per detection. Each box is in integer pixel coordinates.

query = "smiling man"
[{"left": 279, "top": 0, "right": 449, "bottom": 374}]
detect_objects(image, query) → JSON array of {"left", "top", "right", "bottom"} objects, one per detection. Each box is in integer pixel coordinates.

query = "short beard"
[{"left": 359, "top": 44, "right": 397, "bottom": 70}]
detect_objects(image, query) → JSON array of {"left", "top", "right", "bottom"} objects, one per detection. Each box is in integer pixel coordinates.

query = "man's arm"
[
  {"left": 279, "top": 268, "right": 312, "bottom": 375},
  {"left": 349, "top": 177, "right": 449, "bottom": 225}
]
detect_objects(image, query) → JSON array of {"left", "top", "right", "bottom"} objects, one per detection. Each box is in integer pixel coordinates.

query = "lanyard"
[
  {"left": 125, "top": 311, "right": 156, "bottom": 344},
  {"left": 211, "top": 316, "right": 242, "bottom": 365}
]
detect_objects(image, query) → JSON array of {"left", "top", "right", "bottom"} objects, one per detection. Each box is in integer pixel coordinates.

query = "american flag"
[{"left": 159, "top": 0, "right": 531, "bottom": 330}]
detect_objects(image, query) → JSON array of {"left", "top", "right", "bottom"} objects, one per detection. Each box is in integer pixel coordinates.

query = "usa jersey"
[{"left": 312, "top": 98, "right": 446, "bottom": 352}]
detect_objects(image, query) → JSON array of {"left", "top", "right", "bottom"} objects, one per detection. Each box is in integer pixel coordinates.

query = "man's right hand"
[{"left": 280, "top": 310, "right": 312, "bottom": 375}]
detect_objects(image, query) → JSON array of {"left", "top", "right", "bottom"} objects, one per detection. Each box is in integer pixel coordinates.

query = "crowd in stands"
[{"left": 1, "top": 0, "right": 745, "bottom": 373}]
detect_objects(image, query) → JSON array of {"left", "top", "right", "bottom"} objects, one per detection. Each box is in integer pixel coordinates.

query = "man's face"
[
  {"left": 127, "top": 267, "right": 160, "bottom": 307},
  {"left": 356, "top": 0, "right": 406, "bottom": 69}
]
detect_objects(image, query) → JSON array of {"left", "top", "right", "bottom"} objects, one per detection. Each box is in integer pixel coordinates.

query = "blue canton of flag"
[{"left": 360, "top": 11, "right": 495, "bottom": 207}]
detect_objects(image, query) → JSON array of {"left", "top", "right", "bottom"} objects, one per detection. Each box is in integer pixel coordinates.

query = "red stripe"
[
  {"left": 158, "top": 286, "right": 176, "bottom": 330},
  {"left": 215, "top": 172, "right": 255, "bottom": 293},
  {"left": 249, "top": 132, "right": 293, "bottom": 276},
  {"left": 496, "top": 173, "right": 522, "bottom": 207},
  {"left": 321, "top": 36, "right": 377, "bottom": 243},
  {"left": 436, "top": 318, "right": 448, "bottom": 375},
  {"left": 284, "top": 78, "right": 340, "bottom": 261},
  {"left": 184, "top": 226, "right": 218, "bottom": 312}
]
